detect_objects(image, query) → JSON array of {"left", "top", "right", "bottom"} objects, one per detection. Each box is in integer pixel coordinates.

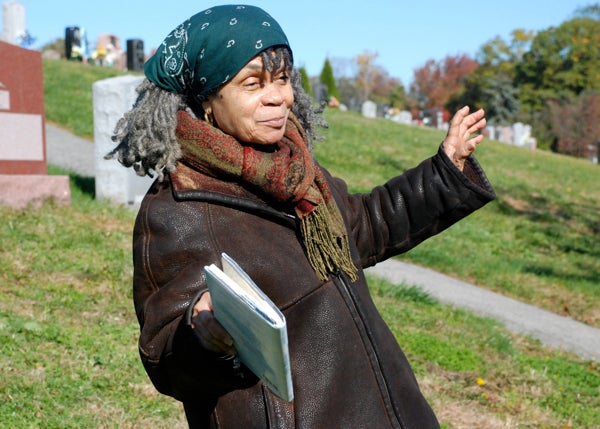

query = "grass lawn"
[{"left": 2, "top": 59, "right": 598, "bottom": 427}]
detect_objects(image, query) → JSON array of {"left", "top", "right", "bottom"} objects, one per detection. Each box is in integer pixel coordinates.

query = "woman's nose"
[{"left": 262, "top": 83, "right": 284, "bottom": 105}]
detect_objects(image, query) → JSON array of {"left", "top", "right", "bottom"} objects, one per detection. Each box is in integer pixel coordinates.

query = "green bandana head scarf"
[{"left": 144, "top": 4, "right": 291, "bottom": 101}]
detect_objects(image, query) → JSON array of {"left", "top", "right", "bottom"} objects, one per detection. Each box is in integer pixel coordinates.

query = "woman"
[{"left": 108, "top": 5, "right": 496, "bottom": 428}]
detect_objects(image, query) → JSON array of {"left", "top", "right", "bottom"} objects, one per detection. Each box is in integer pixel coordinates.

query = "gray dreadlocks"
[{"left": 106, "top": 46, "right": 327, "bottom": 182}]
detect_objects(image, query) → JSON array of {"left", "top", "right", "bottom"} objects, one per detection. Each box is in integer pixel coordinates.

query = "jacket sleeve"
[
  {"left": 132, "top": 181, "right": 257, "bottom": 403},
  {"left": 329, "top": 146, "right": 496, "bottom": 269}
]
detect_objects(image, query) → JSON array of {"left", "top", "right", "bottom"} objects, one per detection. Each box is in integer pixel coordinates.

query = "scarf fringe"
[
  {"left": 177, "top": 110, "right": 359, "bottom": 282},
  {"left": 299, "top": 203, "right": 358, "bottom": 282}
]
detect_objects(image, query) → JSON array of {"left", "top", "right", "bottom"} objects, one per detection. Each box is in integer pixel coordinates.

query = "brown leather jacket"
[{"left": 132, "top": 147, "right": 495, "bottom": 428}]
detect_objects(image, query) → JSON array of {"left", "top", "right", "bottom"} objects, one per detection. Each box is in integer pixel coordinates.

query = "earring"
[{"left": 204, "top": 110, "right": 214, "bottom": 126}]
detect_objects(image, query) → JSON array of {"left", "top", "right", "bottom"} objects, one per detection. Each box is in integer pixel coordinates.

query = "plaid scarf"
[{"left": 176, "top": 110, "right": 358, "bottom": 282}]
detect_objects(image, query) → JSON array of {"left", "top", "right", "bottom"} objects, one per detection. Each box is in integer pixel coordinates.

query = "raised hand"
[{"left": 442, "top": 106, "right": 486, "bottom": 171}]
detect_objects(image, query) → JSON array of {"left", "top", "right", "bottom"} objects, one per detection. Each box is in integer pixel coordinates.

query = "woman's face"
[{"left": 203, "top": 55, "right": 294, "bottom": 145}]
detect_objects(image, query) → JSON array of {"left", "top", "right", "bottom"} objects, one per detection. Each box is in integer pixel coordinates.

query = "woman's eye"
[{"left": 243, "top": 79, "right": 260, "bottom": 89}]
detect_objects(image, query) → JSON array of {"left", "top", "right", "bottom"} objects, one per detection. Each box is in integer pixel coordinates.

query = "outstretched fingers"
[
  {"left": 460, "top": 108, "right": 485, "bottom": 134},
  {"left": 468, "top": 115, "right": 486, "bottom": 133},
  {"left": 465, "top": 133, "right": 484, "bottom": 155},
  {"left": 443, "top": 106, "right": 487, "bottom": 171},
  {"left": 464, "top": 117, "right": 486, "bottom": 150}
]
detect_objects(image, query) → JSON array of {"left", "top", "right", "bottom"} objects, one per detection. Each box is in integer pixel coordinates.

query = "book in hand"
[{"left": 204, "top": 253, "right": 294, "bottom": 401}]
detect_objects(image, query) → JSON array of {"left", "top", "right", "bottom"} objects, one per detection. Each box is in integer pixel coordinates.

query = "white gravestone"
[
  {"left": 391, "top": 110, "right": 412, "bottom": 125},
  {"left": 93, "top": 75, "right": 153, "bottom": 206},
  {"left": 362, "top": 100, "right": 377, "bottom": 119}
]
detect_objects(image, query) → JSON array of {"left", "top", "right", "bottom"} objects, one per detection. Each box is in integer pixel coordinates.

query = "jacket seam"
[
  {"left": 140, "top": 199, "right": 160, "bottom": 294},
  {"left": 334, "top": 275, "right": 407, "bottom": 429},
  {"left": 204, "top": 202, "right": 226, "bottom": 266},
  {"left": 137, "top": 199, "right": 166, "bottom": 365}
]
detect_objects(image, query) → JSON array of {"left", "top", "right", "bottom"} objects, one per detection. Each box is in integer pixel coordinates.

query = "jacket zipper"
[{"left": 334, "top": 274, "right": 407, "bottom": 429}]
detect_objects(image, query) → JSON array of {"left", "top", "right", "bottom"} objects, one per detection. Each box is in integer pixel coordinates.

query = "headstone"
[
  {"left": 497, "top": 126, "right": 513, "bottom": 145},
  {"left": 0, "top": 41, "right": 70, "bottom": 209},
  {"left": 94, "top": 34, "right": 125, "bottom": 69},
  {"left": 587, "top": 144, "right": 597, "bottom": 164},
  {"left": 513, "top": 122, "right": 526, "bottom": 146},
  {"left": 1, "top": 1, "right": 25, "bottom": 45},
  {"left": 513, "top": 122, "right": 536, "bottom": 149},
  {"left": 126, "top": 39, "right": 145, "bottom": 72},
  {"left": 436, "top": 110, "right": 444, "bottom": 130},
  {"left": 65, "top": 26, "right": 89, "bottom": 62},
  {"left": 93, "top": 75, "right": 153, "bottom": 207},
  {"left": 362, "top": 100, "right": 377, "bottom": 119},
  {"left": 311, "top": 82, "right": 328, "bottom": 105},
  {"left": 391, "top": 110, "right": 412, "bottom": 125}
]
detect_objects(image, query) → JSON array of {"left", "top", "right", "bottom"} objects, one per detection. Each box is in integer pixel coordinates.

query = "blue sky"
[{"left": 12, "top": 0, "right": 587, "bottom": 85}]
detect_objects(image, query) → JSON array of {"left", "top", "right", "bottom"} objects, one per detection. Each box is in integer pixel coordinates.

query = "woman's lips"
[{"left": 260, "top": 116, "right": 286, "bottom": 128}]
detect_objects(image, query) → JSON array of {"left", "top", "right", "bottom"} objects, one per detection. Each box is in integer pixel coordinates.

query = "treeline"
[{"left": 305, "top": 4, "right": 600, "bottom": 158}]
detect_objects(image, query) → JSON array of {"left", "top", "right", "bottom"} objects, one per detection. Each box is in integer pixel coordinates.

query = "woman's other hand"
[
  {"left": 442, "top": 106, "right": 486, "bottom": 171},
  {"left": 191, "top": 292, "right": 236, "bottom": 355}
]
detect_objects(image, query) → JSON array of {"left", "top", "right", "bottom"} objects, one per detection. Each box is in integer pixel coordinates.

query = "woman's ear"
[
  {"left": 202, "top": 103, "right": 215, "bottom": 126},
  {"left": 201, "top": 100, "right": 212, "bottom": 115}
]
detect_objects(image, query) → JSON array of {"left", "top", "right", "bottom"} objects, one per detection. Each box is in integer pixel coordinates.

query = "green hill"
[
  {"left": 41, "top": 58, "right": 600, "bottom": 328},
  {"left": 43, "top": 58, "right": 130, "bottom": 139},
  {"left": 0, "top": 59, "right": 593, "bottom": 428},
  {"left": 319, "top": 109, "right": 600, "bottom": 329}
]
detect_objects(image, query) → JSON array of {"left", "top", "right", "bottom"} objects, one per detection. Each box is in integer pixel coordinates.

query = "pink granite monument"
[{"left": 0, "top": 41, "right": 70, "bottom": 209}]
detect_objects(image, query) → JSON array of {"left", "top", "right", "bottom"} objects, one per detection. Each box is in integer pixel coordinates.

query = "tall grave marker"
[
  {"left": 0, "top": 41, "right": 70, "bottom": 208},
  {"left": 93, "top": 74, "right": 152, "bottom": 207}
]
